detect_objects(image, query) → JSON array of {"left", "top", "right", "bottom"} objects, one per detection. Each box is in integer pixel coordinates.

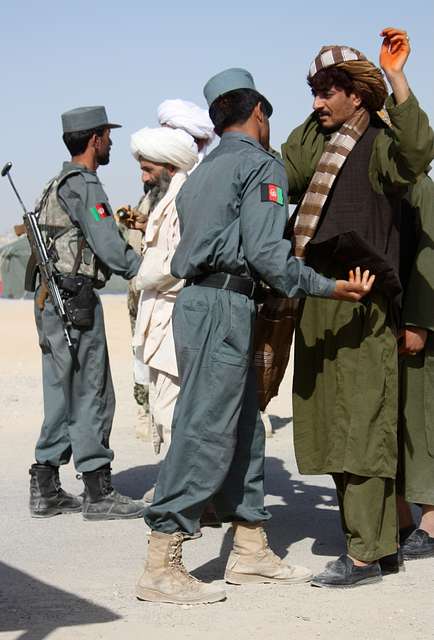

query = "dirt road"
[{"left": 1, "top": 297, "right": 432, "bottom": 640}]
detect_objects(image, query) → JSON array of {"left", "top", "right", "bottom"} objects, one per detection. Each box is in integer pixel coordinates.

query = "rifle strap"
[{"left": 71, "top": 237, "right": 86, "bottom": 277}]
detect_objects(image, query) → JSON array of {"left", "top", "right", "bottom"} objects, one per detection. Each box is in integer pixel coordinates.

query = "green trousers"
[
  {"left": 144, "top": 285, "right": 269, "bottom": 536},
  {"left": 332, "top": 473, "right": 397, "bottom": 562},
  {"left": 34, "top": 288, "right": 115, "bottom": 473},
  {"left": 398, "top": 343, "right": 434, "bottom": 505}
]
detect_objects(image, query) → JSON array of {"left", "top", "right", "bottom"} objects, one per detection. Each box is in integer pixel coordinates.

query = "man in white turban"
[
  {"left": 129, "top": 127, "right": 198, "bottom": 454},
  {"left": 119, "top": 104, "right": 212, "bottom": 446},
  {"left": 157, "top": 99, "right": 215, "bottom": 165}
]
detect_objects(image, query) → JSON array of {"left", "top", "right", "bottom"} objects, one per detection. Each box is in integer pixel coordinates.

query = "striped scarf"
[
  {"left": 254, "top": 46, "right": 377, "bottom": 409},
  {"left": 255, "top": 83, "right": 370, "bottom": 409},
  {"left": 293, "top": 106, "right": 370, "bottom": 257}
]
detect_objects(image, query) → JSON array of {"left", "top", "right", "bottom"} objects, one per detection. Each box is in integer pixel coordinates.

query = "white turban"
[
  {"left": 158, "top": 99, "right": 215, "bottom": 144},
  {"left": 130, "top": 127, "right": 198, "bottom": 172}
]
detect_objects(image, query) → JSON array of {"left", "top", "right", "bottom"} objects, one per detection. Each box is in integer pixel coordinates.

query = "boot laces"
[
  {"left": 53, "top": 472, "right": 62, "bottom": 492},
  {"left": 257, "top": 527, "right": 281, "bottom": 565},
  {"left": 102, "top": 470, "right": 114, "bottom": 495},
  {"left": 168, "top": 535, "right": 198, "bottom": 583},
  {"left": 260, "top": 527, "right": 269, "bottom": 546}
]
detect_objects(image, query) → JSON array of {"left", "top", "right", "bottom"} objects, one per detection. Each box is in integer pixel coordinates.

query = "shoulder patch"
[
  {"left": 260, "top": 183, "right": 284, "bottom": 206},
  {"left": 90, "top": 202, "right": 110, "bottom": 221}
]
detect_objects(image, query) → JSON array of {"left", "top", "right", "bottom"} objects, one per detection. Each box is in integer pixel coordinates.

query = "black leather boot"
[
  {"left": 82, "top": 465, "right": 144, "bottom": 521},
  {"left": 29, "top": 463, "right": 82, "bottom": 518}
]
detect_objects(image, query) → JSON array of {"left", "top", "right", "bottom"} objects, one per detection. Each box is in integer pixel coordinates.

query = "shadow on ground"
[
  {"left": 268, "top": 414, "right": 291, "bottom": 432},
  {"left": 0, "top": 562, "right": 119, "bottom": 640},
  {"left": 193, "top": 456, "right": 343, "bottom": 581},
  {"left": 112, "top": 461, "right": 162, "bottom": 500},
  {"left": 264, "top": 456, "right": 343, "bottom": 558}
]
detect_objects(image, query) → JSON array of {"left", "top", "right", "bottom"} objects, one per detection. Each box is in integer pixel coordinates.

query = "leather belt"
[{"left": 185, "top": 272, "right": 257, "bottom": 299}]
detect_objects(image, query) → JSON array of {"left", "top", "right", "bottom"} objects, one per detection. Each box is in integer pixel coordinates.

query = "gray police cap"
[
  {"left": 203, "top": 67, "right": 273, "bottom": 115},
  {"left": 61, "top": 106, "right": 121, "bottom": 134}
]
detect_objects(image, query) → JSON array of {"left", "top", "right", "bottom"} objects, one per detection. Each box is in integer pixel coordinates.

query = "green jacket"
[
  {"left": 281, "top": 93, "right": 434, "bottom": 203},
  {"left": 402, "top": 175, "right": 434, "bottom": 332},
  {"left": 400, "top": 174, "right": 434, "bottom": 463}
]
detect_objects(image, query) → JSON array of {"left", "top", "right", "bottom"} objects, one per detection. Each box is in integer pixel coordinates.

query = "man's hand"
[
  {"left": 380, "top": 27, "right": 410, "bottom": 73},
  {"left": 331, "top": 267, "right": 375, "bottom": 301},
  {"left": 116, "top": 205, "right": 135, "bottom": 226},
  {"left": 116, "top": 205, "right": 147, "bottom": 231},
  {"left": 380, "top": 27, "right": 411, "bottom": 104},
  {"left": 132, "top": 212, "right": 148, "bottom": 232},
  {"left": 398, "top": 326, "right": 427, "bottom": 355}
]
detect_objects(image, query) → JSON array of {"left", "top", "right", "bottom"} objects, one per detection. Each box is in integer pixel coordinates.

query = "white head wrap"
[
  {"left": 157, "top": 99, "right": 215, "bottom": 144},
  {"left": 130, "top": 127, "right": 198, "bottom": 172}
]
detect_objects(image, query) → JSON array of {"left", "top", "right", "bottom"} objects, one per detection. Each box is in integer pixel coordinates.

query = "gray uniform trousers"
[
  {"left": 34, "top": 287, "right": 115, "bottom": 473},
  {"left": 144, "top": 284, "right": 270, "bottom": 536}
]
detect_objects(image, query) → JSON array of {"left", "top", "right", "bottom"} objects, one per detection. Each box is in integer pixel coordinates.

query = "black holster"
[{"left": 59, "top": 276, "right": 97, "bottom": 329}]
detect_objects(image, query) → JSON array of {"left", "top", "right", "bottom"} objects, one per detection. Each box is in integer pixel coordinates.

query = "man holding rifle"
[{"left": 28, "top": 106, "right": 144, "bottom": 521}]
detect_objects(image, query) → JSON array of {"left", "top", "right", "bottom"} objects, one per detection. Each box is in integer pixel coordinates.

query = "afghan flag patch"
[
  {"left": 90, "top": 202, "right": 110, "bottom": 221},
  {"left": 260, "top": 183, "right": 284, "bottom": 206}
]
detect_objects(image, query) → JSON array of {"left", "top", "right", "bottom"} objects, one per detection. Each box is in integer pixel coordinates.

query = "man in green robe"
[
  {"left": 281, "top": 28, "right": 434, "bottom": 587},
  {"left": 397, "top": 174, "right": 434, "bottom": 560}
]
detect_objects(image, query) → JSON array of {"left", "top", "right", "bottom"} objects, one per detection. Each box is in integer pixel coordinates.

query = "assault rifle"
[{"left": 1, "top": 162, "right": 75, "bottom": 358}]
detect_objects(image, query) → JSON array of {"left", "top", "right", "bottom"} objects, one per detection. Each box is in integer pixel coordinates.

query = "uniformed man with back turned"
[
  {"left": 135, "top": 68, "right": 374, "bottom": 605},
  {"left": 29, "top": 106, "right": 145, "bottom": 521}
]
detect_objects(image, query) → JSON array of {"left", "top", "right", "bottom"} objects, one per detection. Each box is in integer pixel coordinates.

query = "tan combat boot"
[
  {"left": 224, "top": 522, "right": 312, "bottom": 585},
  {"left": 136, "top": 531, "right": 226, "bottom": 604}
]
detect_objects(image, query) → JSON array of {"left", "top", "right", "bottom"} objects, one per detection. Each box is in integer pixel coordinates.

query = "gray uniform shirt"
[
  {"left": 57, "top": 161, "right": 141, "bottom": 279},
  {"left": 172, "top": 132, "right": 334, "bottom": 298}
]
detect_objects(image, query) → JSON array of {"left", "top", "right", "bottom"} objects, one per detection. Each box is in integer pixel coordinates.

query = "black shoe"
[
  {"left": 379, "top": 548, "right": 405, "bottom": 575},
  {"left": 29, "top": 463, "right": 82, "bottom": 518},
  {"left": 401, "top": 528, "right": 434, "bottom": 560},
  {"left": 399, "top": 524, "right": 416, "bottom": 546},
  {"left": 82, "top": 465, "right": 144, "bottom": 521},
  {"left": 311, "top": 555, "right": 382, "bottom": 588}
]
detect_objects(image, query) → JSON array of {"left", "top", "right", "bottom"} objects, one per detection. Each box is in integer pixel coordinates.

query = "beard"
[
  {"left": 147, "top": 168, "right": 172, "bottom": 210},
  {"left": 97, "top": 149, "right": 110, "bottom": 165}
]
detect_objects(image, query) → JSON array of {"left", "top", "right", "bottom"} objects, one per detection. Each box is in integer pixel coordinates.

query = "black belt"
[{"left": 185, "top": 273, "right": 257, "bottom": 299}]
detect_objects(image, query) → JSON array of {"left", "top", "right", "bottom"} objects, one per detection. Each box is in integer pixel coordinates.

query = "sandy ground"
[{"left": 0, "top": 295, "right": 433, "bottom": 640}]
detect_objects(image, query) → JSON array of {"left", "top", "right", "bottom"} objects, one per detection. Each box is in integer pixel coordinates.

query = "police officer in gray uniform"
[
  {"left": 29, "top": 106, "right": 145, "bottom": 521},
  {"left": 135, "top": 69, "right": 374, "bottom": 605}
]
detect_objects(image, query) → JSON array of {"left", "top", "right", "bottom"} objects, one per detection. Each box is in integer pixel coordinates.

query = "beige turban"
[
  {"left": 130, "top": 127, "right": 198, "bottom": 172},
  {"left": 309, "top": 45, "right": 388, "bottom": 112},
  {"left": 157, "top": 99, "right": 215, "bottom": 143}
]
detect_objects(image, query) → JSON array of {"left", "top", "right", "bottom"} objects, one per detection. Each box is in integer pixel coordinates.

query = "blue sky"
[{"left": 1, "top": 0, "right": 432, "bottom": 232}]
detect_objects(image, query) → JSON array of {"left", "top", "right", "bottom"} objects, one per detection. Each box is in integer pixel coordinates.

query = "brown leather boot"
[
  {"left": 225, "top": 522, "right": 312, "bottom": 584},
  {"left": 136, "top": 531, "right": 226, "bottom": 604}
]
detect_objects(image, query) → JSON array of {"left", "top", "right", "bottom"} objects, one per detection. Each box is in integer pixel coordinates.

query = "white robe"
[
  {"left": 133, "top": 172, "right": 186, "bottom": 452},
  {"left": 133, "top": 171, "right": 186, "bottom": 377}
]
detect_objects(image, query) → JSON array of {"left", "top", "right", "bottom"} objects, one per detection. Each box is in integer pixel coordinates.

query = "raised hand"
[
  {"left": 331, "top": 267, "right": 375, "bottom": 302},
  {"left": 380, "top": 27, "right": 411, "bottom": 75},
  {"left": 379, "top": 27, "right": 411, "bottom": 104}
]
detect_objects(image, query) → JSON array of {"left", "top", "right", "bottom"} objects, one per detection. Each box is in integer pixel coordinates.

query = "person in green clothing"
[
  {"left": 281, "top": 28, "right": 434, "bottom": 587},
  {"left": 397, "top": 174, "right": 434, "bottom": 560}
]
